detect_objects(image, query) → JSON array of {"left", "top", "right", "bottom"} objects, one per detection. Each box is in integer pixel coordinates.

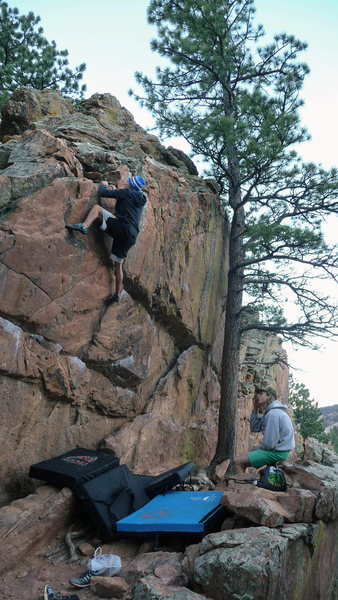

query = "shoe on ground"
[
  {"left": 44, "top": 585, "right": 80, "bottom": 600},
  {"left": 65, "top": 223, "right": 88, "bottom": 234},
  {"left": 109, "top": 293, "right": 120, "bottom": 303},
  {"left": 44, "top": 586, "right": 56, "bottom": 600},
  {"left": 69, "top": 568, "right": 97, "bottom": 588}
]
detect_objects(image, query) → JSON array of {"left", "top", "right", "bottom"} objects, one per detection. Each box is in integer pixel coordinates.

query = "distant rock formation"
[
  {"left": 320, "top": 404, "right": 338, "bottom": 430},
  {"left": 0, "top": 87, "right": 287, "bottom": 505}
]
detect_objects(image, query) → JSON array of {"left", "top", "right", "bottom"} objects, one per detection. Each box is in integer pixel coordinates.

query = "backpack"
[{"left": 256, "top": 465, "right": 287, "bottom": 492}]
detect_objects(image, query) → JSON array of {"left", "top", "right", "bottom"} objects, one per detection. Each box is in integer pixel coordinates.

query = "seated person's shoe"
[
  {"left": 109, "top": 293, "right": 120, "bottom": 304},
  {"left": 65, "top": 223, "right": 88, "bottom": 234}
]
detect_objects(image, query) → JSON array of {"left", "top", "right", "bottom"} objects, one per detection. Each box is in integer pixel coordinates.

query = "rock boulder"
[
  {"left": 193, "top": 522, "right": 338, "bottom": 600},
  {"left": 0, "top": 88, "right": 290, "bottom": 504},
  {"left": 0, "top": 87, "right": 74, "bottom": 138},
  {"left": 0, "top": 89, "right": 228, "bottom": 503}
]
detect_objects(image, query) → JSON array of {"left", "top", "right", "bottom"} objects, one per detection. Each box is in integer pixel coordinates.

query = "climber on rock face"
[
  {"left": 66, "top": 175, "right": 147, "bottom": 303},
  {"left": 232, "top": 387, "right": 295, "bottom": 476}
]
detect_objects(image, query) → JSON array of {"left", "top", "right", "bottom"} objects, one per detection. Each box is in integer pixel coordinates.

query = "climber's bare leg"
[
  {"left": 114, "top": 261, "right": 123, "bottom": 297},
  {"left": 82, "top": 204, "right": 104, "bottom": 228}
]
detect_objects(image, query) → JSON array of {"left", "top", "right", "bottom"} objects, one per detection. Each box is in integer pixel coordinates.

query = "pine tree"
[
  {"left": 289, "top": 376, "right": 328, "bottom": 443},
  {"left": 131, "top": 0, "right": 338, "bottom": 467},
  {"left": 0, "top": 1, "right": 86, "bottom": 107}
]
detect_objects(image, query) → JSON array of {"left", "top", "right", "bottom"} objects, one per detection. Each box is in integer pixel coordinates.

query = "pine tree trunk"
[{"left": 211, "top": 155, "right": 244, "bottom": 469}]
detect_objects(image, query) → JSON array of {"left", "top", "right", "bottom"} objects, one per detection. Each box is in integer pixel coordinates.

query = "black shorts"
[{"left": 105, "top": 217, "right": 137, "bottom": 260}]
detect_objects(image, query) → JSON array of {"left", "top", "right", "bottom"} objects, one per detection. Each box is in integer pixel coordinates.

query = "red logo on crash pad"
[{"left": 61, "top": 455, "right": 98, "bottom": 466}]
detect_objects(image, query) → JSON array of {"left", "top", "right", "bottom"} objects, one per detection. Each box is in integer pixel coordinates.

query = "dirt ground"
[
  {"left": 0, "top": 561, "right": 97, "bottom": 600},
  {"left": 0, "top": 525, "right": 140, "bottom": 600}
]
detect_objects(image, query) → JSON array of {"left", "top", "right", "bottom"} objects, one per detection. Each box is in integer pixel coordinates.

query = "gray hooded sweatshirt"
[{"left": 250, "top": 401, "right": 295, "bottom": 451}]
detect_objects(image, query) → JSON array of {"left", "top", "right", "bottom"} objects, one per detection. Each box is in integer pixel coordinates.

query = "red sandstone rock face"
[
  {"left": 0, "top": 89, "right": 228, "bottom": 503},
  {"left": 0, "top": 486, "right": 76, "bottom": 575},
  {"left": 0, "top": 88, "right": 289, "bottom": 504}
]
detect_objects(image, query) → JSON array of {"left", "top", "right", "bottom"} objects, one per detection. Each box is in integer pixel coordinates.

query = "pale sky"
[{"left": 11, "top": 0, "right": 338, "bottom": 407}]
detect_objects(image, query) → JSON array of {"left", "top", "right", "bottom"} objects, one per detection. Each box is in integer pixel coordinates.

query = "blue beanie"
[{"left": 128, "top": 176, "right": 146, "bottom": 191}]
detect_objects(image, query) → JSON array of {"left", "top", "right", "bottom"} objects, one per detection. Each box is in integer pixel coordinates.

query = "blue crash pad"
[{"left": 116, "top": 490, "right": 225, "bottom": 534}]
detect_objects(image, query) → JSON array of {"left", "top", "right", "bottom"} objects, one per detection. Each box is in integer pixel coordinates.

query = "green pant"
[{"left": 248, "top": 448, "right": 290, "bottom": 468}]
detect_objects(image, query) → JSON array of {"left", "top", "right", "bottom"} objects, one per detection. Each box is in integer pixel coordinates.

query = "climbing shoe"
[
  {"left": 44, "top": 585, "right": 79, "bottom": 600},
  {"left": 109, "top": 293, "right": 120, "bottom": 304},
  {"left": 69, "top": 568, "right": 97, "bottom": 588},
  {"left": 44, "top": 587, "right": 56, "bottom": 600},
  {"left": 65, "top": 223, "right": 88, "bottom": 234}
]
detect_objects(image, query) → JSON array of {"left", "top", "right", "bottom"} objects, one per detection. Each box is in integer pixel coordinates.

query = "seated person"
[{"left": 232, "top": 387, "right": 295, "bottom": 475}]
